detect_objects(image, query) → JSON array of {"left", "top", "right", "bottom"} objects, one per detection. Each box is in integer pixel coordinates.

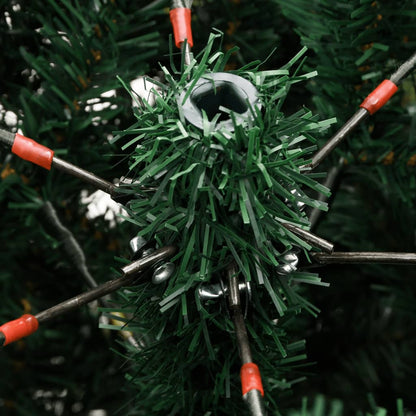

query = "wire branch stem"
[
  {"left": 312, "top": 251, "right": 416, "bottom": 265},
  {"left": 305, "top": 108, "right": 368, "bottom": 170},
  {"left": 52, "top": 157, "right": 116, "bottom": 195},
  {"left": 35, "top": 246, "right": 176, "bottom": 323},
  {"left": 227, "top": 264, "right": 267, "bottom": 416},
  {"left": 306, "top": 51, "right": 416, "bottom": 170},
  {"left": 309, "top": 159, "right": 344, "bottom": 231},
  {"left": 282, "top": 223, "right": 334, "bottom": 253}
]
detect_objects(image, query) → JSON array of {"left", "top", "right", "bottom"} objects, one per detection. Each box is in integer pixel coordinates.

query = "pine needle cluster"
[{"left": 112, "top": 33, "right": 336, "bottom": 414}]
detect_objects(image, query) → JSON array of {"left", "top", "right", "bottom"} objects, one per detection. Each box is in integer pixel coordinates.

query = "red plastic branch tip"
[
  {"left": 0, "top": 314, "right": 39, "bottom": 346},
  {"left": 240, "top": 362, "right": 264, "bottom": 397},
  {"left": 169, "top": 8, "right": 193, "bottom": 49},
  {"left": 360, "top": 79, "right": 398, "bottom": 115},
  {"left": 11, "top": 133, "right": 54, "bottom": 170}
]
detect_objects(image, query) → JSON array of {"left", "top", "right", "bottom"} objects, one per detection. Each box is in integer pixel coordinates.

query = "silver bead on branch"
[
  {"left": 198, "top": 278, "right": 252, "bottom": 303},
  {"left": 276, "top": 250, "right": 299, "bottom": 276},
  {"left": 130, "top": 236, "right": 176, "bottom": 284}
]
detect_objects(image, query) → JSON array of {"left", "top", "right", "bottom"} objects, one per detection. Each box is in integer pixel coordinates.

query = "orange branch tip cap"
[
  {"left": 12, "top": 134, "right": 54, "bottom": 170},
  {"left": 240, "top": 362, "right": 264, "bottom": 397},
  {"left": 170, "top": 8, "right": 193, "bottom": 48},
  {"left": 360, "top": 79, "right": 398, "bottom": 115},
  {"left": 0, "top": 314, "right": 39, "bottom": 346}
]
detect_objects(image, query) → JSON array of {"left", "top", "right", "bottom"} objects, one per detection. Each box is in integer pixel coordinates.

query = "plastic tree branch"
[
  {"left": 227, "top": 264, "right": 266, "bottom": 416},
  {"left": 39, "top": 201, "right": 140, "bottom": 346},
  {"left": 0, "top": 129, "right": 114, "bottom": 192},
  {"left": 0, "top": 128, "right": 134, "bottom": 200},
  {"left": 306, "top": 51, "right": 416, "bottom": 170},
  {"left": 0, "top": 246, "right": 176, "bottom": 347}
]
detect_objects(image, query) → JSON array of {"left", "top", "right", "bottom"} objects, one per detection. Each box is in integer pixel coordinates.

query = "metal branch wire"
[
  {"left": 39, "top": 201, "right": 98, "bottom": 289},
  {"left": 51, "top": 157, "right": 116, "bottom": 195},
  {"left": 171, "top": 0, "right": 193, "bottom": 8},
  {"left": 228, "top": 265, "right": 252, "bottom": 364},
  {"left": 227, "top": 265, "right": 267, "bottom": 416},
  {"left": 389, "top": 51, "right": 416, "bottom": 84},
  {"left": 39, "top": 201, "right": 143, "bottom": 348},
  {"left": 282, "top": 223, "right": 334, "bottom": 253},
  {"left": 35, "top": 246, "right": 176, "bottom": 323},
  {"left": 306, "top": 108, "right": 369, "bottom": 170},
  {"left": 306, "top": 51, "right": 416, "bottom": 170},
  {"left": 309, "top": 159, "right": 344, "bottom": 231},
  {"left": 170, "top": 0, "right": 193, "bottom": 66},
  {"left": 0, "top": 128, "right": 15, "bottom": 147},
  {"left": 312, "top": 252, "right": 416, "bottom": 265}
]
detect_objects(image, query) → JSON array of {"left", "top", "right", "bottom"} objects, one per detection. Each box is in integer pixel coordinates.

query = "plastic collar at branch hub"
[{"left": 179, "top": 73, "right": 260, "bottom": 132}]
